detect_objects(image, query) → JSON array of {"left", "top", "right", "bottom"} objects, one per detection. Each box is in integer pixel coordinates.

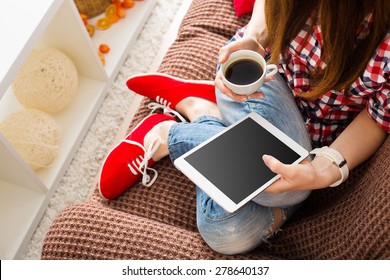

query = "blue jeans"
[{"left": 167, "top": 73, "right": 312, "bottom": 255}]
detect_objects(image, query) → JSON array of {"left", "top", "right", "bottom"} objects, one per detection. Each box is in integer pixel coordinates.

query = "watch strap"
[{"left": 310, "top": 146, "right": 349, "bottom": 187}]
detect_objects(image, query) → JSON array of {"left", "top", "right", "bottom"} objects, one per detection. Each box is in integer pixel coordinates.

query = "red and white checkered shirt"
[{"left": 234, "top": 14, "right": 390, "bottom": 147}]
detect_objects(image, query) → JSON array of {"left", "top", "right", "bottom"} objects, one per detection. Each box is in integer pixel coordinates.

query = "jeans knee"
[
  {"left": 197, "top": 219, "right": 263, "bottom": 255},
  {"left": 196, "top": 195, "right": 272, "bottom": 255}
]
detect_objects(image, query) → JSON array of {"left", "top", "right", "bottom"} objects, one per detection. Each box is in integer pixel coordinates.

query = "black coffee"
[{"left": 225, "top": 59, "right": 263, "bottom": 85}]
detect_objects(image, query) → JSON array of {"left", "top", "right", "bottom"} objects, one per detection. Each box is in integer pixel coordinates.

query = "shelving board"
[
  {"left": 0, "top": 77, "right": 108, "bottom": 191},
  {"left": 0, "top": 180, "right": 47, "bottom": 260},
  {"left": 89, "top": 0, "right": 158, "bottom": 79},
  {"left": 0, "top": 132, "right": 49, "bottom": 259},
  {"left": 0, "top": 0, "right": 108, "bottom": 259},
  {"left": 0, "top": 0, "right": 108, "bottom": 194},
  {"left": 0, "top": 0, "right": 63, "bottom": 96},
  {"left": 0, "top": 0, "right": 158, "bottom": 259}
]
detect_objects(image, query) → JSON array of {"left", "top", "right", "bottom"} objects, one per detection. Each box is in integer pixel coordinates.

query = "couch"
[{"left": 41, "top": 0, "right": 390, "bottom": 259}]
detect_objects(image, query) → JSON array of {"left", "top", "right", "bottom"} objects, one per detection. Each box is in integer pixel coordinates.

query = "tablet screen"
[{"left": 183, "top": 117, "right": 301, "bottom": 204}]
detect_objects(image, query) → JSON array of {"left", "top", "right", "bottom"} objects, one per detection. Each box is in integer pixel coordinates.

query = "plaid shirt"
[{"left": 233, "top": 15, "right": 390, "bottom": 147}]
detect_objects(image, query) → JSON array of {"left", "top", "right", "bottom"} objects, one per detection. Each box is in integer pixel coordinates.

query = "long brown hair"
[{"left": 265, "top": 0, "right": 390, "bottom": 98}]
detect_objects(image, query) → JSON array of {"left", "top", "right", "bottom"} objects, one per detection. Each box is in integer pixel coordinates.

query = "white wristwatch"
[{"left": 310, "top": 146, "right": 349, "bottom": 187}]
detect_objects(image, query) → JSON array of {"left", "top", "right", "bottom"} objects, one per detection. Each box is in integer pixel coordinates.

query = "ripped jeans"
[{"left": 167, "top": 73, "right": 312, "bottom": 255}]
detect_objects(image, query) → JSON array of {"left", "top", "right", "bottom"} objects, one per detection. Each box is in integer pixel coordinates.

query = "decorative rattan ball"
[
  {"left": 74, "top": 0, "right": 111, "bottom": 18},
  {"left": 12, "top": 48, "right": 78, "bottom": 113},
  {"left": 0, "top": 109, "right": 61, "bottom": 170}
]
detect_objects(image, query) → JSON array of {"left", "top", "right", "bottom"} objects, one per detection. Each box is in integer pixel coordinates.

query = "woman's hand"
[
  {"left": 262, "top": 111, "right": 388, "bottom": 194},
  {"left": 261, "top": 154, "right": 342, "bottom": 193},
  {"left": 214, "top": 38, "right": 273, "bottom": 102},
  {"left": 218, "top": 37, "right": 265, "bottom": 64}
]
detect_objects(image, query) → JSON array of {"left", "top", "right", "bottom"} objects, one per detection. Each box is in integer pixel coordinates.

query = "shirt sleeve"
[
  {"left": 367, "top": 84, "right": 390, "bottom": 132},
  {"left": 366, "top": 34, "right": 390, "bottom": 133}
]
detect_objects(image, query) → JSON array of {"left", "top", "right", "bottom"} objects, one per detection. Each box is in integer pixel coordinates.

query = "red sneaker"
[
  {"left": 99, "top": 114, "right": 176, "bottom": 200},
  {"left": 126, "top": 73, "right": 216, "bottom": 110}
]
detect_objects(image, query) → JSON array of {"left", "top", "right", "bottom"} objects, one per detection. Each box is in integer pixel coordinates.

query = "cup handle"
[{"left": 265, "top": 64, "right": 278, "bottom": 79}]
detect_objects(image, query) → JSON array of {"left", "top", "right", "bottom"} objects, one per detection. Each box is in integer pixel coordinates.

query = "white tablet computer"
[{"left": 174, "top": 112, "right": 309, "bottom": 213}]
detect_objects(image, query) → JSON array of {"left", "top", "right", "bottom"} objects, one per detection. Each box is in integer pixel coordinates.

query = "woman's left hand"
[
  {"left": 262, "top": 154, "right": 338, "bottom": 193},
  {"left": 262, "top": 106, "right": 388, "bottom": 194}
]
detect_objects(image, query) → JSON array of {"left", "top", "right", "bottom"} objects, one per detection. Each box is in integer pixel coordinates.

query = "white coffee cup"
[{"left": 221, "top": 50, "right": 278, "bottom": 95}]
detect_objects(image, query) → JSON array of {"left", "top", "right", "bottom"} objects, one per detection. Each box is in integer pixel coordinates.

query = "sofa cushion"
[{"left": 233, "top": 0, "right": 255, "bottom": 18}]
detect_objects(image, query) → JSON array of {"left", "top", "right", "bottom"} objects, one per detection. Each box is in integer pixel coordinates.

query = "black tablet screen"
[{"left": 184, "top": 117, "right": 301, "bottom": 204}]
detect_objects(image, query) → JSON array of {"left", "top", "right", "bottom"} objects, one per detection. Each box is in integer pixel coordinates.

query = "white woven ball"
[
  {"left": 0, "top": 109, "right": 61, "bottom": 170},
  {"left": 12, "top": 48, "right": 78, "bottom": 113}
]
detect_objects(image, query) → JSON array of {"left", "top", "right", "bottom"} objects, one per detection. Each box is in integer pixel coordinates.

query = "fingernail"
[{"left": 263, "top": 154, "right": 274, "bottom": 165}]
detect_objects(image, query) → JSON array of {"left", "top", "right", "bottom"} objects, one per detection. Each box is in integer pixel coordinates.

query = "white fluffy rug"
[{"left": 22, "top": 0, "right": 184, "bottom": 259}]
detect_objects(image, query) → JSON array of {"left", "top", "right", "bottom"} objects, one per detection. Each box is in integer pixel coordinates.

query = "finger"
[
  {"left": 265, "top": 76, "right": 275, "bottom": 82},
  {"left": 262, "top": 154, "right": 295, "bottom": 179},
  {"left": 219, "top": 45, "right": 238, "bottom": 64},
  {"left": 214, "top": 73, "right": 233, "bottom": 94},
  {"left": 264, "top": 178, "right": 289, "bottom": 193},
  {"left": 215, "top": 72, "right": 248, "bottom": 102},
  {"left": 262, "top": 154, "right": 281, "bottom": 173},
  {"left": 219, "top": 41, "right": 254, "bottom": 64},
  {"left": 218, "top": 47, "right": 230, "bottom": 64},
  {"left": 229, "top": 92, "right": 249, "bottom": 102},
  {"left": 250, "top": 92, "right": 265, "bottom": 99},
  {"left": 214, "top": 70, "right": 227, "bottom": 90},
  {"left": 214, "top": 76, "right": 247, "bottom": 102}
]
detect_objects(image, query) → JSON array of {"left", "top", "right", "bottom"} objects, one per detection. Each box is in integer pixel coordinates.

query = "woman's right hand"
[
  {"left": 218, "top": 37, "right": 266, "bottom": 64},
  {"left": 215, "top": 37, "right": 268, "bottom": 102}
]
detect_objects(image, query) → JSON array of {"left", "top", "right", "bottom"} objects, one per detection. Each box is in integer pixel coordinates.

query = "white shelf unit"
[{"left": 0, "top": 0, "right": 157, "bottom": 259}]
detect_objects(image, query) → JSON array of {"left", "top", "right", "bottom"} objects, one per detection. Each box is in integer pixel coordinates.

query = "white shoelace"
[
  {"left": 148, "top": 100, "right": 186, "bottom": 122},
  {"left": 156, "top": 96, "right": 172, "bottom": 108},
  {"left": 124, "top": 136, "right": 162, "bottom": 187}
]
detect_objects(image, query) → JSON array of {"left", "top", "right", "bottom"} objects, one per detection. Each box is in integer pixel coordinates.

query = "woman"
[{"left": 99, "top": 0, "right": 389, "bottom": 254}]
